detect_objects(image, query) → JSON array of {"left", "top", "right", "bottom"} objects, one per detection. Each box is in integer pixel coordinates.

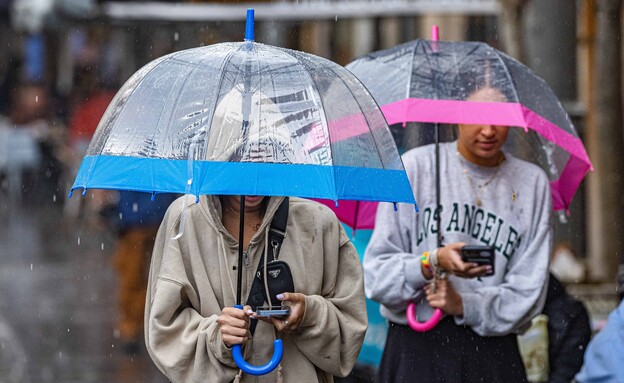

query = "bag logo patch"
[{"left": 269, "top": 269, "right": 281, "bottom": 278}]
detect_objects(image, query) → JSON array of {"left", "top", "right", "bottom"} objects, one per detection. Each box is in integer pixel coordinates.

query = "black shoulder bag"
[{"left": 246, "top": 197, "right": 294, "bottom": 311}]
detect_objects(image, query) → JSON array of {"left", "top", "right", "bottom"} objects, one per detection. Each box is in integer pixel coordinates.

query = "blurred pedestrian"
[
  {"left": 110, "top": 191, "right": 176, "bottom": 354},
  {"left": 518, "top": 273, "right": 592, "bottom": 383},
  {"left": 575, "top": 298, "right": 624, "bottom": 383},
  {"left": 0, "top": 82, "right": 65, "bottom": 205},
  {"left": 550, "top": 242, "right": 586, "bottom": 284},
  {"left": 364, "top": 85, "right": 552, "bottom": 383},
  {"left": 61, "top": 69, "right": 117, "bottom": 224}
]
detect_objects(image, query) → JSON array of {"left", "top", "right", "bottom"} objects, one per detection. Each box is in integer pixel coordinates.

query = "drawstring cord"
[
  {"left": 262, "top": 229, "right": 272, "bottom": 309},
  {"left": 233, "top": 369, "right": 243, "bottom": 383},
  {"left": 276, "top": 363, "right": 284, "bottom": 383},
  {"left": 219, "top": 235, "right": 237, "bottom": 302}
]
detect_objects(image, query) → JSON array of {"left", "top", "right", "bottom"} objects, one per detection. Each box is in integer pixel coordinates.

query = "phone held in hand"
[
  {"left": 460, "top": 245, "right": 495, "bottom": 276},
  {"left": 255, "top": 306, "right": 291, "bottom": 318}
]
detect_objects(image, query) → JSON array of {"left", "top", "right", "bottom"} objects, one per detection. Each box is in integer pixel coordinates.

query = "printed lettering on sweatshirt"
[{"left": 415, "top": 203, "right": 521, "bottom": 260}]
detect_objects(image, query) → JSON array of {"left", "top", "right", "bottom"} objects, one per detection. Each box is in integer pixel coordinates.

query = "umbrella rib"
[
  {"left": 330, "top": 63, "right": 389, "bottom": 172},
  {"left": 492, "top": 51, "right": 521, "bottom": 104},
  {"left": 110, "top": 54, "right": 172, "bottom": 157},
  {"left": 200, "top": 44, "right": 250, "bottom": 165},
  {"left": 280, "top": 49, "right": 338, "bottom": 198}
]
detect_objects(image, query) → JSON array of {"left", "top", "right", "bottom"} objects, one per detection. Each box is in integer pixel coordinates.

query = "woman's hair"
[{"left": 453, "top": 61, "right": 515, "bottom": 102}]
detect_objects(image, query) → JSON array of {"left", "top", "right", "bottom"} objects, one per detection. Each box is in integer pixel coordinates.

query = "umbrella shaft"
[
  {"left": 236, "top": 196, "right": 245, "bottom": 305},
  {"left": 435, "top": 124, "right": 442, "bottom": 248}
]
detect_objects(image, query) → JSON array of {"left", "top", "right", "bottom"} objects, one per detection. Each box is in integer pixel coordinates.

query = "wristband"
[{"left": 429, "top": 248, "right": 439, "bottom": 271}]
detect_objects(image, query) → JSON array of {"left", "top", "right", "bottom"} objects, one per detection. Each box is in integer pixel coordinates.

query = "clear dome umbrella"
[
  {"left": 344, "top": 33, "right": 593, "bottom": 333},
  {"left": 347, "top": 37, "right": 592, "bottom": 215},
  {"left": 70, "top": 9, "right": 415, "bottom": 375}
]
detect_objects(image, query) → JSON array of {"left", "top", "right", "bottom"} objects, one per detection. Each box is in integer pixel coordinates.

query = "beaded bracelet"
[{"left": 421, "top": 251, "right": 432, "bottom": 273}]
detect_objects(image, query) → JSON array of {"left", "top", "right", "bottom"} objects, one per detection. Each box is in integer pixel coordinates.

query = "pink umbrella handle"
[{"left": 406, "top": 303, "right": 443, "bottom": 332}]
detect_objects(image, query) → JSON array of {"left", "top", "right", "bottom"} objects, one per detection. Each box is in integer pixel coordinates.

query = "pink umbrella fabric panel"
[{"left": 381, "top": 99, "right": 593, "bottom": 211}]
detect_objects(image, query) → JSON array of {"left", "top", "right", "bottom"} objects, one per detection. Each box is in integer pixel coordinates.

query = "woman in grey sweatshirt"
[{"left": 364, "top": 87, "right": 552, "bottom": 382}]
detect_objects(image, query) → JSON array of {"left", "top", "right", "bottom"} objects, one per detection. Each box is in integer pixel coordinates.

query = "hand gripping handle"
[
  {"left": 232, "top": 305, "right": 283, "bottom": 375},
  {"left": 406, "top": 303, "right": 443, "bottom": 332}
]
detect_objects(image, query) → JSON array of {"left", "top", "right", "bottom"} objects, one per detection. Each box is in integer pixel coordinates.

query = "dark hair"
[{"left": 453, "top": 62, "right": 515, "bottom": 102}]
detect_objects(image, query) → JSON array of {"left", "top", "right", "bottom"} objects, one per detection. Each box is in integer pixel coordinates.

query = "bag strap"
[
  {"left": 247, "top": 197, "right": 289, "bottom": 335},
  {"left": 267, "top": 197, "right": 289, "bottom": 261}
]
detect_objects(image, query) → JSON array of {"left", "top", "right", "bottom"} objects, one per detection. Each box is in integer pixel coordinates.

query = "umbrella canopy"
[
  {"left": 347, "top": 38, "right": 592, "bottom": 213},
  {"left": 70, "top": 41, "right": 415, "bottom": 207},
  {"left": 69, "top": 20, "right": 416, "bottom": 374}
]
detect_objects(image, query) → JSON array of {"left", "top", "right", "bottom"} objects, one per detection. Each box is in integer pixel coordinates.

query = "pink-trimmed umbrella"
[
  {"left": 328, "top": 36, "right": 594, "bottom": 230},
  {"left": 340, "top": 34, "right": 593, "bottom": 331},
  {"left": 347, "top": 37, "right": 592, "bottom": 213}
]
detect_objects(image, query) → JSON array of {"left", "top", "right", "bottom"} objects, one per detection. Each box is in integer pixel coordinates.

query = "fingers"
[
  {"left": 276, "top": 292, "right": 301, "bottom": 303},
  {"left": 218, "top": 307, "right": 251, "bottom": 347},
  {"left": 463, "top": 264, "right": 492, "bottom": 278},
  {"left": 270, "top": 316, "right": 292, "bottom": 333},
  {"left": 273, "top": 292, "right": 306, "bottom": 333},
  {"left": 440, "top": 242, "right": 493, "bottom": 278},
  {"left": 424, "top": 279, "right": 463, "bottom": 316},
  {"left": 439, "top": 244, "right": 464, "bottom": 271}
]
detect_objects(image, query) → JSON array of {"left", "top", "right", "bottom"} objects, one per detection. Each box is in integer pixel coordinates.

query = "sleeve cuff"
[
  {"left": 209, "top": 324, "right": 236, "bottom": 366},
  {"left": 455, "top": 292, "right": 479, "bottom": 327},
  {"left": 299, "top": 295, "right": 323, "bottom": 328},
  {"left": 405, "top": 256, "right": 430, "bottom": 291}
]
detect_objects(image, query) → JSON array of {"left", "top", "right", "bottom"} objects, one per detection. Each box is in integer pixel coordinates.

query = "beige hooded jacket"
[{"left": 145, "top": 195, "right": 367, "bottom": 383}]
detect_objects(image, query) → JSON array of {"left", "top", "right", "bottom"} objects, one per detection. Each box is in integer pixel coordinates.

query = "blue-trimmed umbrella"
[{"left": 70, "top": 10, "right": 415, "bottom": 376}]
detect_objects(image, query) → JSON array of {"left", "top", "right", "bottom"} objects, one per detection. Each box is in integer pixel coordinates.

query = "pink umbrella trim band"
[
  {"left": 381, "top": 98, "right": 592, "bottom": 166},
  {"left": 381, "top": 98, "right": 593, "bottom": 210}
]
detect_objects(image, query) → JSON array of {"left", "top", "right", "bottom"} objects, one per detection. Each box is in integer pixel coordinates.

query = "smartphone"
[
  {"left": 255, "top": 306, "right": 290, "bottom": 318},
  {"left": 460, "top": 245, "right": 495, "bottom": 276}
]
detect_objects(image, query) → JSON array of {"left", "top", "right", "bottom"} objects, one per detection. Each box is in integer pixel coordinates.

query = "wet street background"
[{"left": 0, "top": 198, "right": 168, "bottom": 382}]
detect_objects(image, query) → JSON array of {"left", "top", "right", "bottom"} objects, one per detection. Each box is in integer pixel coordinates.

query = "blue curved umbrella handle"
[{"left": 232, "top": 305, "right": 283, "bottom": 375}]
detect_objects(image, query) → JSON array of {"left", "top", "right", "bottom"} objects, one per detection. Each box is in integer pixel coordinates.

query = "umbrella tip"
[
  {"left": 393, "top": 202, "right": 398, "bottom": 212},
  {"left": 68, "top": 189, "right": 73, "bottom": 198},
  {"left": 244, "top": 8, "right": 255, "bottom": 42},
  {"left": 431, "top": 25, "right": 439, "bottom": 41}
]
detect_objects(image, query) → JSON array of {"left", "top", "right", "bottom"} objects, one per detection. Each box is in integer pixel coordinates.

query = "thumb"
[{"left": 277, "top": 292, "right": 298, "bottom": 303}]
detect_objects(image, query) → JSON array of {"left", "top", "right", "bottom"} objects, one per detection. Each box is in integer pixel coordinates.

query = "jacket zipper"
[{"left": 243, "top": 250, "right": 250, "bottom": 268}]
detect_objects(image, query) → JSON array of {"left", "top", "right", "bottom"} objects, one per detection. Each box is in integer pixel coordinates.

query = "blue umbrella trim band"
[{"left": 71, "top": 155, "right": 417, "bottom": 205}]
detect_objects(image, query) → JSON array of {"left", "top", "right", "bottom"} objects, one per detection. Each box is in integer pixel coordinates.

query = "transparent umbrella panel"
[
  {"left": 89, "top": 42, "right": 396, "bottom": 168},
  {"left": 75, "top": 41, "right": 413, "bottom": 204},
  {"left": 347, "top": 39, "right": 592, "bottom": 211}
]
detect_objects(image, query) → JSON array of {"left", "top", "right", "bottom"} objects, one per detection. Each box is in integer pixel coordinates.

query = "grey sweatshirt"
[{"left": 364, "top": 141, "right": 552, "bottom": 336}]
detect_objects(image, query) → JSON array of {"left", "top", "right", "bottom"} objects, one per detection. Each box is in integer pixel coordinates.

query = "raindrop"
[
  {"left": 101, "top": 243, "right": 105, "bottom": 250},
  {"left": 30, "top": 263, "right": 33, "bottom": 270},
  {"left": 52, "top": 194, "right": 56, "bottom": 202},
  {"left": 35, "top": 95, "right": 39, "bottom": 103},
  {"left": 335, "top": 15, "right": 338, "bottom": 22},
  {"left": 77, "top": 236, "right": 81, "bottom": 245},
  {"left": 67, "top": 328, "right": 70, "bottom": 332},
  {"left": 174, "top": 32, "right": 179, "bottom": 41},
  {"left": 132, "top": 202, "right": 138, "bottom": 212}
]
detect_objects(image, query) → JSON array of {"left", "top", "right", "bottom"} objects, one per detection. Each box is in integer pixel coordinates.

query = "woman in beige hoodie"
[{"left": 145, "top": 194, "right": 367, "bottom": 383}]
